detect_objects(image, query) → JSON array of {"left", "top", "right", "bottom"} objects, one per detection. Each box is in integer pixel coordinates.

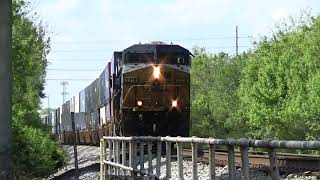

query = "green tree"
[
  {"left": 191, "top": 47, "right": 244, "bottom": 138},
  {"left": 238, "top": 15, "right": 320, "bottom": 140},
  {"left": 12, "top": 0, "right": 65, "bottom": 178}
]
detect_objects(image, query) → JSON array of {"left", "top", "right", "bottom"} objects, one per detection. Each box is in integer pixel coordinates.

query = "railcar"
[{"left": 43, "top": 42, "right": 191, "bottom": 144}]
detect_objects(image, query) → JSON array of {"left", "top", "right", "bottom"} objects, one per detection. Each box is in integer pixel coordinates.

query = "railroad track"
[{"left": 181, "top": 149, "right": 320, "bottom": 173}]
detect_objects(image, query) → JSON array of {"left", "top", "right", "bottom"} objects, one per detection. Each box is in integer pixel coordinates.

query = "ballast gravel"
[{"left": 48, "top": 145, "right": 318, "bottom": 180}]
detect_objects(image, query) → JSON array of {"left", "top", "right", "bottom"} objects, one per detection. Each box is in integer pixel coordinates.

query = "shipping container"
[
  {"left": 75, "top": 112, "right": 86, "bottom": 130},
  {"left": 55, "top": 108, "right": 61, "bottom": 134},
  {"left": 75, "top": 95, "right": 80, "bottom": 112},
  {"left": 99, "top": 106, "right": 106, "bottom": 125},
  {"left": 85, "top": 78, "right": 100, "bottom": 113},
  {"left": 79, "top": 89, "right": 86, "bottom": 113},
  {"left": 99, "top": 63, "right": 111, "bottom": 107},
  {"left": 99, "top": 69, "right": 106, "bottom": 106},
  {"left": 61, "top": 101, "right": 71, "bottom": 132},
  {"left": 48, "top": 112, "right": 52, "bottom": 126},
  {"left": 51, "top": 111, "right": 55, "bottom": 134},
  {"left": 70, "top": 96, "right": 75, "bottom": 113},
  {"left": 111, "top": 51, "right": 121, "bottom": 76},
  {"left": 69, "top": 95, "right": 80, "bottom": 113},
  {"left": 92, "top": 110, "right": 99, "bottom": 128},
  {"left": 59, "top": 105, "right": 62, "bottom": 128},
  {"left": 106, "top": 103, "right": 111, "bottom": 122}
]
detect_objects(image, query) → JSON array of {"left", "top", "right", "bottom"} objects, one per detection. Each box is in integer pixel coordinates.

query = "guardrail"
[{"left": 100, "top": 136, "right": 320, "bottom": 180}]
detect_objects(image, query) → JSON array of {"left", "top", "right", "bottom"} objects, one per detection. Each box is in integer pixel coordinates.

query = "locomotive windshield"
[
  {"left": 125, "top": 53, "right": 154, "bottom": 64},
  {"left": 125, "top": 52, "right": 190, "bottom": 66},
  {"left": 159, "top": 53, "right": 190, "bottom": 66}
]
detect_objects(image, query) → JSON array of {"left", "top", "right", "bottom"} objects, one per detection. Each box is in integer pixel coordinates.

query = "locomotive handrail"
[{"left": 100, "top": 136, "right": 320, "bottom": 180}]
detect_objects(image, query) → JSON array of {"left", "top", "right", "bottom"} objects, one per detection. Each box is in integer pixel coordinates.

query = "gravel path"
[
  {"left": 48, "top": 145, "right": 101, "bottom": 179},
  {"left": 48, "top": 145, "right": 319, "bottom": 180}
]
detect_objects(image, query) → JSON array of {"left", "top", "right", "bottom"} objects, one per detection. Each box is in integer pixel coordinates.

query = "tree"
[
  {"left": 191, "top": 47, "right": 244, "bottom": 138},
  {"left": 12, "top": 0, "right": 65, "bottom": 178},
  {"left": 238, "top": 15, "right": 320, "bottom": 140}
]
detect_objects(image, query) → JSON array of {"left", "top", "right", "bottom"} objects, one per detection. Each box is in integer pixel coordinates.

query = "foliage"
[
  {"left": 12, "top": 121, "right": 65, "bottom": 179},
  {"left": 191, "top": 48, "right": 244, "bottom": 138},
  {"left": 12, "top": 0, "right": 65, "bottom": 178},
  {"left": 191, "top": 15, "right": 320, "bottom": 141},
  {"left": 238, "top": 15, "right": 320, "bottom": 140}
]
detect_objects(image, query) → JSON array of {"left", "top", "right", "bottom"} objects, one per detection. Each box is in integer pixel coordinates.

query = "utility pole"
[
  {"left": 235, "top": 25, "right": 239, "bottom": 56},
  {"left": 61, "top": 81, "right": 69, "bottom": 104},
  {"left": 0, "top": 0, "right": 12, "bottom": 179}
]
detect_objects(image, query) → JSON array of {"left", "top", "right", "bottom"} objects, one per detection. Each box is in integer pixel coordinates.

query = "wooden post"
[
  {"left": 228, "top": 145, "right": 235, "bottom": 180},
  {"left": 115, "top": 140, "right": 120, "bottom": 175},
  {"left": 177, "top": 141, "right": 183, "bottom": 179},
  {"left": 133, "top": 142, "right": 137, "bottom": 169},
  {"left": 165, "top": 141, "right": 171, "bottom": 178},
  {"left": 269, "top": 149, "right": 280, "bottom": 180},
  {"left": 240, "top": 146, "right": 250, "bottom": 180},
  {"left": 147, "top": 142, "right": 152, "bottom": 174},
  {"left": 209, "top": 144, "right": 216, "bottom": 180},
  {"left": 108, "top": 140, "right": 112, "bottom": 175},
  {"left": 122, "top": 140, "right": 126, "bottom": 175},
  {"left": 139, "top": 142, "right": 144, "bottom": 172},
  {"left": 129, "top": 140, "right": 133, "bottom": 176},
  {"left": 191, "top": 141, "right": 198, "bottom": 180},
  {"left": 156, "top": 141, "right": 161, "bottom": 176},
  {"left": 100, "top": 139, "right": 105, "bottom": 180},
  {"left": 129, "top": 140, "right": 136, "bottom": 176}
]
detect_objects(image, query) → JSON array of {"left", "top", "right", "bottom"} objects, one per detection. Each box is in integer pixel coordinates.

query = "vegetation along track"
[{"left": 181, "top": 149, "right": 320, "bottom": 173}]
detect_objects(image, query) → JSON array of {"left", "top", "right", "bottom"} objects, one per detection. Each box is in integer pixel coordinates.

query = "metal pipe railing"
[{"left": 100, "top": 136, "right": 320, "bottom": 180}]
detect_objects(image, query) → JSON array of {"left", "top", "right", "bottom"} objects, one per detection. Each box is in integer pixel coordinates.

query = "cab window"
[
  {"left": 159, "top": 53, "right": 190, "bottom": 66},
  {"left": 125, "top": 53, "right": 154, "bottom": 64}
]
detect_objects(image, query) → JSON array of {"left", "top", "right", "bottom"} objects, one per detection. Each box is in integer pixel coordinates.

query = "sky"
[{"left": 34, "top": 0, "right": 320, "bottom": 109}]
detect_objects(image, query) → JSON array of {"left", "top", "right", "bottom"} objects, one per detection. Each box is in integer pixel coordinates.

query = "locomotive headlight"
[
  {"left": 137, "top": 100, "right": 143, "bottom": 107},
  {"left": 172, "top": 100, "right": 178, "bottom": 108},
  {"left": 153, "top": 66, "right": 160, "bottom": 79}
]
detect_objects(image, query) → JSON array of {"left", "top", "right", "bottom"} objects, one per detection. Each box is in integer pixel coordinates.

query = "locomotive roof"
[{"left": 123, "top": 43, "right": 191, "bottom": 55}]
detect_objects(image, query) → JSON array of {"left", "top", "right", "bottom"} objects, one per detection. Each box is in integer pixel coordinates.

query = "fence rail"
[{"left": 100, "top": 136, "right": 320, "bottom": 180}]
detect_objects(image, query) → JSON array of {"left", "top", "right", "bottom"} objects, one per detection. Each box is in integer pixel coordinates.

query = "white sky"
[{"left": 34, "top": 0, "right": 320, "bottom": 109}]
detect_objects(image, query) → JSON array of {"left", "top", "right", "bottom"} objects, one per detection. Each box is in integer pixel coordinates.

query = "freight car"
[{"left": 42, "top": 42, "right": 191, "bottom": 145}]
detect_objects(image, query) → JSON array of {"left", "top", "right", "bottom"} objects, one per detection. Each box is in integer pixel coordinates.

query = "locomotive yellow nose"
[{"left": 153, "top": 66, "right": 160, "bottom": 79}]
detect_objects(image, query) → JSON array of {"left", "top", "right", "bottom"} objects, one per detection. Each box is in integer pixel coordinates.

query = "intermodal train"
[{"left": 42, "top": 42, "right": 192, "bottom": 145}]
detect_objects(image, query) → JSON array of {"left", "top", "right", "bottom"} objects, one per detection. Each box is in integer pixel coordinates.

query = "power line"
[
  {"left": 46, "top": 79, "right": 94, "bottom": 81},
  {"left": 50, "top": 45, "right": 250, "bottom": 53},
  {"left": 48, "top": 59, "right": 107, "bottom": 62},
  {"left": 47, "top": 68, "right": 102, "bottom": 71},
  {"left": 51, "top": 35, "right": 253, "bottom": 44},
  {"left": 51, "top": 50, "right": 112, "bottom": 53}
]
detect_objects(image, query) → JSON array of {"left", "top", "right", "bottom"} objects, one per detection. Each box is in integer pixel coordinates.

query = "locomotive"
[{"left": 42, "top": 42, "right": 191, "bottom": 143}]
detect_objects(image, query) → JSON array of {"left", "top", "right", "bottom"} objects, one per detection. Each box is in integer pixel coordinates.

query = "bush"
[{"left": 13, "top": 121, "right": 65, "bottom": 179}]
